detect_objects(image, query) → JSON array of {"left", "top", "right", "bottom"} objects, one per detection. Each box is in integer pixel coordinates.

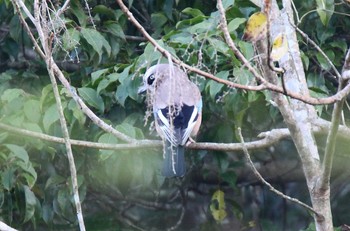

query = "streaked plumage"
[{"left": 138, "top": 64, "right": 202, "bottom": 177}]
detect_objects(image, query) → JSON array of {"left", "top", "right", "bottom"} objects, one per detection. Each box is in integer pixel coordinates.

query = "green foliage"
[
  {"left": 316, "top": 0, "right": 334, "bottom": 26},
  {"left": 0, "top": 0, "right": 349, "bottom": 230}
]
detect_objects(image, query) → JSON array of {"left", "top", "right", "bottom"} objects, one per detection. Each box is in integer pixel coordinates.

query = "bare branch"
[
  {"left": 293, "top": 24, "right": 341, "bottom": 79},
  {"left": 47, "top": 67, "right": 86, "bottom": 231},
  {"left": 56, "top": 0, "right": 70, "bottom": 17},
  {"left": 237, "top": 127, "right": 320, "bottom": 216},
  {"left": 0, "top": 122, "right": 291, "bottom": 152},
  {"left": 0, "top": 122, "right": 162, "bottom": 150},
  {"left": 3, "top": 119, "right": 350, "bottom": 152},
  {"left": 320, "top": 49, "right": 350, "bottom": 190}
]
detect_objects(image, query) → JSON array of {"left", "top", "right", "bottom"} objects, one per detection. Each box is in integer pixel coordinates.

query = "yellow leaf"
[
  {"left": 210, "top": 190, "right": 227, "bottom": 222},
  {"left": 242, "top": 12, "right": 267, "bottom": 42},
  {"left": 270, "top": 33, "right": 288, "bottom": 61},
  {"left": 211, "top": 208, "right": 227, "bottom": 222}
]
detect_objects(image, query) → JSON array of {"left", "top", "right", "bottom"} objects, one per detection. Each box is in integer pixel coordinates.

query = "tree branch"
[
  {"left": 47, "top": 67, "right": 86, "bottom": 231},
  {"left": 0, "top": 122, "right": 291, "bottom": 152},
  {"left": 292, "top": 23, "right": 341, "bottom": 79},
  {"left": 0, "top": 122, "right": 162, "bottom": 150},
  {"left": 237, "top": 127, "right": 320, "bottom": 216},
  {"left": 4, "top": 119, "right": 350, "bottom": 153},
  {"left": 30, "top": 1, "right": 86, "bottom": 229},
  {"left": 320, "top": 49, "right": 350, "bottom": 190}
]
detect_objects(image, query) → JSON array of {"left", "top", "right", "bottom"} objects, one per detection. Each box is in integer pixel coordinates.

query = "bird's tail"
[{"left": 162, "top": 141, "right": 185, "bottom": 177}]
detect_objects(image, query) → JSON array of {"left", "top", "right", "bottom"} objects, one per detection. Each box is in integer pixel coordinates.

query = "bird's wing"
[
  {"left": 156, "top": 109, "right": 178, "bottom": 146},
  {"left": 180, "top": 106, "right": 198, "bottom": 145}
]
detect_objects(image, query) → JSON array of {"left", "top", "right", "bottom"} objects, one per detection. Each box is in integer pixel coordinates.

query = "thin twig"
[
  {"left": 237, "top": 127, "right": 320, "bottom": 216},
  {"left": 292, "top": 23, "right": 341, "bottom": 79},
  {"left": 56, "top": 0, "right": 70, "bottom": 17}
]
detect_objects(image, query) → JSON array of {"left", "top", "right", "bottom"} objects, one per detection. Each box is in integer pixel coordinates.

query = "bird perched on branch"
[{"left": 138, "top": 63, "right": 202, "bottom": 177}]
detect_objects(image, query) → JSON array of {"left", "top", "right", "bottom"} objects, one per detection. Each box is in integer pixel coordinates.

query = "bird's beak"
[{"left": 138, "top": 84, "right": 147, "bottom": 94}]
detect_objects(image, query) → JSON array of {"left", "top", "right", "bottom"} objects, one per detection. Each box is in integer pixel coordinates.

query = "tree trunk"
[{"left": 254, "top": 0, "right": 334, "bottom": 229}]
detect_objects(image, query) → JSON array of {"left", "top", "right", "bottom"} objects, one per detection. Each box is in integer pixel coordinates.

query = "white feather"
[
  {"left": 181, "top": 107, "right": 198, "bottom": 145},
  {"left": 156, "top": 110, "right": 178, "bottom": 146}
]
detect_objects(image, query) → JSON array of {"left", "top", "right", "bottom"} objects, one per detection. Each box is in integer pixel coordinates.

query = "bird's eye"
[{"left": 147, "top": 74, "right": 155, "bottom": 85}]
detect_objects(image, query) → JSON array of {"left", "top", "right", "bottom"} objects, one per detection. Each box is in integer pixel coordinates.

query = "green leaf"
[
  {"left": 91, "top": 68, "right": 109, "bottom": 84},
  {"left": 116, "top": 123, "right": 136, "bottom": 138},
  {"left": 23, "top": 186, "right": 36, "bottom": 222},
  {"left": 62, "top": 28, "right": 80, "bottom": 51},
  {"left": 208, "top": 38, "right": 230, "bottom": 55},
  {"left": 57, "top": 189, "right": 69, "bottom": 212},
  {"left": 43, "top": 104, "right": 60, "bottom": 132},
  {"left": 117, "top": 65, "right": 132, "bottom": 84},
  {"left": 188, "top": 20, "right": 214, "bottom": 34},
  {"left": 221, "top": 171, "right": 237, "bottom": 189},
  {"left": 78, "top": 87, "right": 105, "bottom": 112},
  {"left": 93, "top": 5, "right": 115, "bottom": 19},
  {"left": 329, "top": 40, "right": 348, "bottom": 53},
  {"left": 18, "top": 164, "right": 37, "bottom": 188},
  {"left": 68, "top": 100, "right": 86, "bottom": 126},
  {"left": 316, "top": 50, "right": 334, "bottom": 71},
  {"left": 104, "top": 21, "right": 125, "bottom": 40},
  {"left": 151, "top": 13, "right": 168, "bottom": 30},
  {"left": 115, "top": 83, "right": 128, "bottom": 106},
  {"left": 176, "top": 15, "right": 207, "bottom": 29},
  {"left": 238, "top": 41, "right": 254, "bottom": 60},
  {"left": 45, "top": 175, "right": 66, "bottom": 189},
  {"left": 24, "top": 100, "right": 41, "bottom": 123},
  {"left": 98, "top": 133, "right": 119, "bottom": 160},
  {"left": 207, "top": 71, "right": 228, "bottom": 99},
  {"left": 5, "top": 144, "right": 29, "bottom": 164},
  {"left": 182, "top": 7, "right": 205, "bottom": 17},
  {"left": 2, "top": 168, "right": 15, "bottom": 190},
  {"left": 228, "top": 18, "right": 246, "bottom": 33},
  {"left": 80, "top": 28, "right": 111, "bottom": 59},
  {"left": 70, "top": 0, "right": 88, "bottom": 27},
  {"left": 97, "top": 72, "right": 119, "bottom": 94},
  {"left": 1, "top": 88, "right": 24, "bottom": 102},
  {"left": 316, "top": 0, "right": 334, "bottom": 26},
  {"left": 42, "top": 203, "right": 54, "bottom": 224}
]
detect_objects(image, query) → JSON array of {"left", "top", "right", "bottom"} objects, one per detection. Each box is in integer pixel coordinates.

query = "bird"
[{"left": 138, "top": 63, "right": 202, "bottom": 177}]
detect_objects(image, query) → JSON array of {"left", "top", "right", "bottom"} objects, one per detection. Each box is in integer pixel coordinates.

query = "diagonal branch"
[
  {"left": 292, "top": 24, "right": 341, "bottom": 79},
  {"left": 237, "top": 127, "right": 320, "bottom": 216},
  {"left": 47, "top": 66, "right": 86, "bottom": 231}
]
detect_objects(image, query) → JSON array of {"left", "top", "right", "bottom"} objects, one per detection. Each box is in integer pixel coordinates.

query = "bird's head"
[{"left": 138, "top": 64, "right": 175, "bottom": 94}]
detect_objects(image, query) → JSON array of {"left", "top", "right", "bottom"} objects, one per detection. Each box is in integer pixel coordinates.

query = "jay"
[{"left": 138, "top": 64, "right": 202, "bottom": 177}]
